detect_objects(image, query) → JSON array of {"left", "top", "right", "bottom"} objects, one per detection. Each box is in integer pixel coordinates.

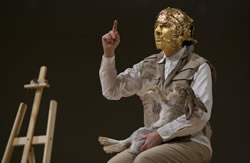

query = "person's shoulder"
[
  {"left": 191, "top": 53, "right": 216, "bottom": 84},
  {"left": 182, "top": 53, "right": 206, "bottom": 70},
  {"left": 190, "top": 53, "right": 208, "bottom": 64},
  {"left": 143, "top": 51, "right": 164, "bottom": 62}
]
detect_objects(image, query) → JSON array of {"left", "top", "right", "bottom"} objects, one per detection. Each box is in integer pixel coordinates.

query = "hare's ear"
[
  {"left": 184, "top": 96, "right": 194, "bottom": 120},
  {"left": 196, "top": 99, "right": 208, "bottom": 113},
  {"left": 185, "top": 86, "right": 195, "bottom": 97}
]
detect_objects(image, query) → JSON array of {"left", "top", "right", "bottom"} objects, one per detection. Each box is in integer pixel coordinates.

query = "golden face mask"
[{"left": 154, "top": 8, "right": 196, "bottom": 56}]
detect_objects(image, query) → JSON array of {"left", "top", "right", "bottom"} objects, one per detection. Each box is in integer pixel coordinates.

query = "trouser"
[{"left": 107, "top": 139, "right": 211, "bottom": 163}]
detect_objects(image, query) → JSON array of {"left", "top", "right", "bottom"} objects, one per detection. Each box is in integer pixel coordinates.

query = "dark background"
[{"left": 3, "top": 0, "right": 250, "bottom": 162}]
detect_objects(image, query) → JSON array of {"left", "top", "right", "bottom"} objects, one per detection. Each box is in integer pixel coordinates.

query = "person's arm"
[
  {"left": 157, "top": 62, "right": 213, "bottom": 141},
  {"left": 139, "top": 62, "right": 213, "bottom": 152},
  {"left": 99, "top": 56, "right": 143, "bottom": 100},
  {"left": 100, "top": 20, "right": 143, "bottom": 100}
]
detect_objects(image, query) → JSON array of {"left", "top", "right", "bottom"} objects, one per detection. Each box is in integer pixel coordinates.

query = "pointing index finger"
[{"left": 112, "top": 20, "right": 118, "bottom": 32}]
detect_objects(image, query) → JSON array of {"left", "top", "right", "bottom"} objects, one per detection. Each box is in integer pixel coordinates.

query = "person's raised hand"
[{"left": 102, "top": 20, "right": 120, "bottom": 58}]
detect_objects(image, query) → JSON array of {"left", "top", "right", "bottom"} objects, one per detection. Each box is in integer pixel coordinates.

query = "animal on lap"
[{"left": 98, "top": 83, "right": 207, "bottom": 154}]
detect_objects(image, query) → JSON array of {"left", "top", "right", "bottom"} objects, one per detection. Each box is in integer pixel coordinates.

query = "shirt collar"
[{"left": 158, "top": 46, "right": 186, "bottom": 63}]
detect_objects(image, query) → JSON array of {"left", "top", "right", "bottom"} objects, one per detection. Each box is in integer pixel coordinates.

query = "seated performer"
[{"left": 99, "top": 7, "right": 216, "bottom": 163}]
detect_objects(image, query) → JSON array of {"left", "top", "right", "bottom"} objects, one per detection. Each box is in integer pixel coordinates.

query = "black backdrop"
[{"left": 3, "top": 0, "right": 250, "bottom": 162}]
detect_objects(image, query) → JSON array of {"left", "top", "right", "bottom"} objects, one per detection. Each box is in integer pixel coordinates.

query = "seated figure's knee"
[
  {"left": 134, "top": 150, "right": 172, "bottom": 163},
  {"left": 134, "top": 153, "right": 152, "bottom": 163},
  {"left": 107, "top": 149, "right": 136, "bottom": 163}
]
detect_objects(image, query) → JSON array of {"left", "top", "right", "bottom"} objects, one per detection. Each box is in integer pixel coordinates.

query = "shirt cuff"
[
  {"left": 157, "top": 125, "right": 176, "bottom": 142},
  {"left": 156, "top": 115, "right": 193, "bottom": 142},
  {"left": 101, "top": 55, "right": 115, "bottom": 70}
]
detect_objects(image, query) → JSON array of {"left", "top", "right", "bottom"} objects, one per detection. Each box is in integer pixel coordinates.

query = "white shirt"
[{"left": 99, "top": 47, "right": 213, "bottom": 153}]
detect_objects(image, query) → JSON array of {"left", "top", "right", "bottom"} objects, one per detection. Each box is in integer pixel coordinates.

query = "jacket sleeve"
[
  {"left": 99, "top": 55, "right": 143, "bottom": 100},
  {"left": 157, "top": 63, "right": 213, "bottom": 142}
]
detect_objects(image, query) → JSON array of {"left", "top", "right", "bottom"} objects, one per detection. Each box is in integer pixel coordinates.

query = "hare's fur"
[{"left": 98, "top": 83, "right": 207, "bottom": 154}]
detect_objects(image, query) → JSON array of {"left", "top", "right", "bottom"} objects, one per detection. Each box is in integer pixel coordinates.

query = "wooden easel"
[{"left": 2, "top": 66, "right": 57, "bottom": 163}]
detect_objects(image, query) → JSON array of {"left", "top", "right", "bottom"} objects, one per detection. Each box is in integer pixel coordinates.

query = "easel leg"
[
  {"left": 43, "top": 100, "right": 57, "bottom": 163},
  {"left": 28, "top": 147, "right": 36, "bottom": 163},
  {"left": 22, "top": 67, "right": 47, "bottom": 163},
  {"left": 2, "top": 103, "right": 27, "bottom": 163}
]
